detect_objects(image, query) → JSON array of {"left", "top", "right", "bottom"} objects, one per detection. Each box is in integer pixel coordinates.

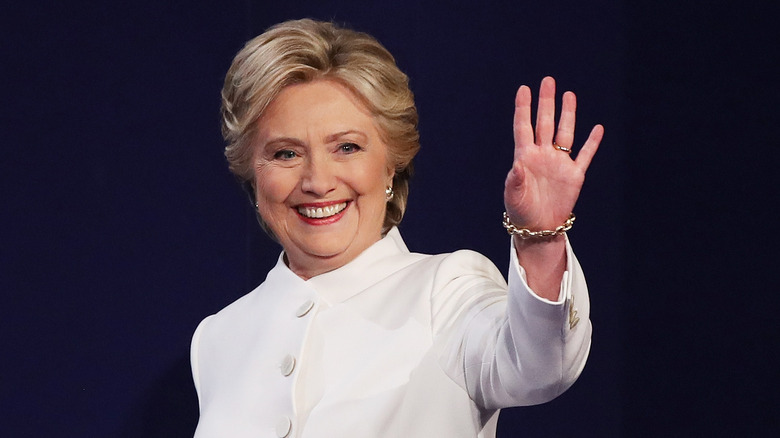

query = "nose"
[{"left": 300, "top": 154, "right": 336, "bottom": 197}]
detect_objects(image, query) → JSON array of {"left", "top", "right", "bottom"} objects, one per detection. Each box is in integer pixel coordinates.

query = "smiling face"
[{"left": 252, "top": 80, "right": 394, "bottom": 279}]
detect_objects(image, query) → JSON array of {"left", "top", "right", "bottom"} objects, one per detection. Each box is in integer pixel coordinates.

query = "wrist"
[
  {"left": 513, "top": 232, "right": 566, "bottom": 248},
  {"left": 513, "top": 234, "right": 567, "bottom": 301},
  {"left": 502, "top": 212, "right": 575, "bottom": 239}
]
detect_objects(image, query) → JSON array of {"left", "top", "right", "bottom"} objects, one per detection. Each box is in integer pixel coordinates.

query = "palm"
[{"left": 504, "top": 77, "right": 603, "bottom": 230}]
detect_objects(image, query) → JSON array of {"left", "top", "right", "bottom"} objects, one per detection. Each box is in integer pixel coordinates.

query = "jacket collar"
[{"left": 270, "top": 227, "right": 418, "bottom": 305}]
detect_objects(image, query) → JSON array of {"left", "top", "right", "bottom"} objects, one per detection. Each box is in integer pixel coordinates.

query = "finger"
[
  {"left": 535, "top": 76, "right": 556, "bottom": 146},
  {"left": 555, "top": 91, "right": 577, "bottom": 147},
  {"left": 574, "top": 124, "right": 604, "bottom": 172},
  {"left": 513, "top": 85, "right": 534, "bottom": 150}
]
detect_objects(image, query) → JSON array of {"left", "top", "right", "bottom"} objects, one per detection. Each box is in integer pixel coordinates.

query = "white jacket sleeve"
[{"left": 436, "top": 237, "right": 591, "bottom": 409}]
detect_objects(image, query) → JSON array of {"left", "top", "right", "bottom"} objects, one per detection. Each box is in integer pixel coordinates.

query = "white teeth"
[{"left": 298, "top": 202, "right": 347, "bottom": 219}]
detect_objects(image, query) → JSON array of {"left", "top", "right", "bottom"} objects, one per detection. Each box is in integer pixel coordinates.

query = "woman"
[{"left": 191, "top": 18, "right": 603, "bottom": 438}]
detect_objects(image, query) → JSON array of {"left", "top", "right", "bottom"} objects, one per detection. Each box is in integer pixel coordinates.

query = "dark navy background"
[{"left": 2, "top": 1, "right": 777, "bottom": 436}]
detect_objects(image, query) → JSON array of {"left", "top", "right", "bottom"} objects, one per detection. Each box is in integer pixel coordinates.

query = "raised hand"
[{"left": 504, "top": 76, "right": 603, "bottom": 234}]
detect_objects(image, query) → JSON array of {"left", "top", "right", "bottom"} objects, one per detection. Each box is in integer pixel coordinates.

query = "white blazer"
[{"left": 191, "top": 227, "right": 591, "bottom": 438}]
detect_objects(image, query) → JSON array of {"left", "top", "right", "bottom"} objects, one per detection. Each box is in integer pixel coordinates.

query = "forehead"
[{"left": 257, "top": 80, "right": 379, "bottom": 138}]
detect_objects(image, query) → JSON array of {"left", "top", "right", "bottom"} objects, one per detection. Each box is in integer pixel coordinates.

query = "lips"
[{"left": 296, "top": 201, "right": 348, "bottom": 219}]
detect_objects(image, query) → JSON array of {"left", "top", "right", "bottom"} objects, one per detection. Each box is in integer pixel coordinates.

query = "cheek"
[
  {"left": 350, "top": 160, "right": 391, "bottom": 222},
  {"left": 254, "top": 173, "right": 293, "bottom": 237},
  {"left": 350, "top": 170, "right": 386, "bottom": 196},
  {"left": 255, "top": 167, "right": 296, "bottom": 206},
  {"left": 354, "top": 154, "right": 392, "bottom": 191}
]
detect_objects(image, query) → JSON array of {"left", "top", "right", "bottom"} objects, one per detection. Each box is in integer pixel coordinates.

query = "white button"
[
  {"left": 295, "top": 299, "right": 315, "bottom": 317},
  {"left": 275, "top": 416, "right": 292, "bottom": 437},
  {"left": 280, "top": 354, "right": 296, "bottom": 376}
]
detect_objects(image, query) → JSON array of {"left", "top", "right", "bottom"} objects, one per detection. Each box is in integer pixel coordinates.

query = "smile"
[{"left": 297, "top": 202, "right": 348, "bottom": 219}]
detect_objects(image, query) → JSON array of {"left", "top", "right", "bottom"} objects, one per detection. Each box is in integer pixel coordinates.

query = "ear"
[{"left": 385, "top": 163, "right": 395, "bottom": 187}]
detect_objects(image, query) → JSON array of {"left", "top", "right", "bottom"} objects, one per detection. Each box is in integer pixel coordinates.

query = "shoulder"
[
  {"left": 382, "top": 228, "right": 500, "bottom": 278},
  {"left": 192, "top": 284, "right": 262, "bottom": 340},
  {"left": 386, "top": 249, "right": 507, "bottom": 312},
  {"left": 410, "top": 250, "right": 507, "bottom": 336},
  {"left": 415, "top": 249, "right": 506, "bottom": 288}
]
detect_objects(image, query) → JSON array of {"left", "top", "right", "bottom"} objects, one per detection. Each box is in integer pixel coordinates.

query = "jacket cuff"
[{"left": 508, "top": 234, "right": 575, "bottom": 306}]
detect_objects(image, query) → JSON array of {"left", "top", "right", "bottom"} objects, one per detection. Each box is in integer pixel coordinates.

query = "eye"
[
  {"left": 338, "top": 142, "right": 362, "bottom": 154},
  {"left": 273, "top": 149, "right": 297, "bottom": 160}
]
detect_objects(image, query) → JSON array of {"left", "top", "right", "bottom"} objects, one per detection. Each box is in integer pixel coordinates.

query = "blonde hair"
[{"left": 221, "top": 19, "right": 419, "bottom": 231}]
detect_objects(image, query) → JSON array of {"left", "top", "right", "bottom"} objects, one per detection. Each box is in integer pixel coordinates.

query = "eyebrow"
[
  {"left": 262, "top": 130, "right": 369, "bottom": 148},
  {"left": 263, "top": 137, "right": 303, "bottom": 148},
  {"left": 325, "top": 130, "right": 368, "bottom": 143}
]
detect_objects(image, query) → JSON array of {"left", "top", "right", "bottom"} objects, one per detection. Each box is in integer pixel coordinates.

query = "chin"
[{"left": 294, "top": 231, "right": 353, "bottom": 255}]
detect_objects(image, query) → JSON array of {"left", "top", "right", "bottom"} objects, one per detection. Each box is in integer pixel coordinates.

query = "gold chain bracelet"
[{"left": 502, "top": 212, "right": 576, "bottom": 239}]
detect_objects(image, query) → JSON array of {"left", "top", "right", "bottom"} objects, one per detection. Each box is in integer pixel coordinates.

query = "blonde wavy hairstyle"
[{"left": 221, "top": 19, "right": 420, "bottom": 233}]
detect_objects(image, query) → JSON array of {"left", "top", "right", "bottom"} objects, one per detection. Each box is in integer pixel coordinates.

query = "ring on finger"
[{"left": 553, "top": 142, "right": 572, "bottom": 153}]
